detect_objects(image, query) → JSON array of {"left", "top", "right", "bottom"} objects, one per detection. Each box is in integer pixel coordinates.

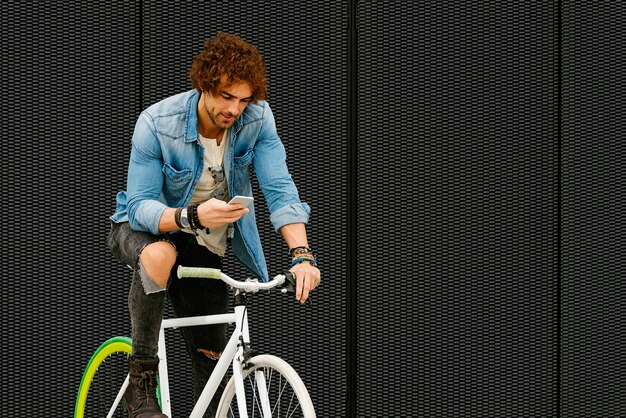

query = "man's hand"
[
  {"left": 290, "top": 262, "right": 321, "bottom": 304},
  {"left": 197, "top": 198, "right": 249, "bottom": 228}
]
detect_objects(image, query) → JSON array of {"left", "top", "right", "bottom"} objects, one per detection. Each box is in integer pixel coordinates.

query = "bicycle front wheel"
[
  {"left": 215, "top": 354, "right": 316, "bottom": 418},
  {"left": 74, "top": 336, "right": 132, "bottom": 418}
]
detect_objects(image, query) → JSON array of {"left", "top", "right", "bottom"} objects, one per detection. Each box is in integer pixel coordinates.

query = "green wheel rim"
[{"left": 74, "top": 336, "right": 132, "bottom": 418}]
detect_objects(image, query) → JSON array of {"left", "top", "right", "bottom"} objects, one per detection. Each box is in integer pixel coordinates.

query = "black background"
[{"left": 3, "top": 1, "right": 625, "bottom": 417}]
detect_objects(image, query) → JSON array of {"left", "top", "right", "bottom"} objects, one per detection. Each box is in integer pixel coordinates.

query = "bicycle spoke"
[
  {"left": 250, "top": 373, "right": 259, "bottom": 417},
  {"left": 216, "top": 355, "right": 314, "bottom": 417},
  {"left": 81, "top": 351, "right": 128, "bottom": 418},
  {"left": 285, "top": 390, "right": 298, "bottom": 418}
]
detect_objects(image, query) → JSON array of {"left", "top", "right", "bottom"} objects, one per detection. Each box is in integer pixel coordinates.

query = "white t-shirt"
[{"left": 184, "top": 130, "right": 230, "bottom": 256}]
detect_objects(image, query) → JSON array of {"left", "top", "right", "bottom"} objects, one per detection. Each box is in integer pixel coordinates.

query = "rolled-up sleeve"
[{"left": 269, "top": 202, "right": 311, "bottom": 232}]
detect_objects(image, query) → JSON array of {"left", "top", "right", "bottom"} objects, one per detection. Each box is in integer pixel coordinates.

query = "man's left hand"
[{"left": 290, "top": 263, "right": 320, "bottom": 304}]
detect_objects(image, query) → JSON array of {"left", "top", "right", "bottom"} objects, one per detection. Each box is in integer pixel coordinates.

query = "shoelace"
[{"left": 139, "top": 370, "right": 157, "bottom": 403}]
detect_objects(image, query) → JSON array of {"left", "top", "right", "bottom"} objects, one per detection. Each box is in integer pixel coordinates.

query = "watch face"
[{"left": 180, "top": 209, "right": 190, "bottom": 228}]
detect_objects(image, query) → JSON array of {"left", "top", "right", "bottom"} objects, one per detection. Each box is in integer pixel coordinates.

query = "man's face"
[{"left": 203, "top": 80, "right": 254, "bottom": 130}]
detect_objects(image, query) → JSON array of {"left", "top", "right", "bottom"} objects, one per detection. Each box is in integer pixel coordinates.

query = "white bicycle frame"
[{"left": 108, "top": 268, "right": 289, "bottom": 418}]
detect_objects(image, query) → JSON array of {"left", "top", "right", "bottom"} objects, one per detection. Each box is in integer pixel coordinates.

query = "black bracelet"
[
  {"left": 187, "top": 205, "right": 193, "bottom": 229},
  {"left": 187, "top": 204, "right": 196, "bottom": 230},
  {"left": 191, "top": 204, "right": 202, "bottom": 230},
  {"left": 289, "top": 246, "right": 312, "bottom": 258},
  {"left": 188, "top": 204, "right": 201, "bottom": 230},
  {"left": 174, "top": 207, "right": 184, "bottom": 229}
]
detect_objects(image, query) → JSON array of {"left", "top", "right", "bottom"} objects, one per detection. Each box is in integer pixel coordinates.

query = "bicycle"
[{"left": 74, "top": 266, "right": 316, "bottom": 418}]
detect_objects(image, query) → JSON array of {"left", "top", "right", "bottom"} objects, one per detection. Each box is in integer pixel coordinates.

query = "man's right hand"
[{"left": 197, "top": 198, "right": 249, "bottom": 228}]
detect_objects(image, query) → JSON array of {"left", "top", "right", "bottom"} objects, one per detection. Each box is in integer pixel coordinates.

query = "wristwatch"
[{"left": 180, "top": 208, "right": 190, "bottom": 228}]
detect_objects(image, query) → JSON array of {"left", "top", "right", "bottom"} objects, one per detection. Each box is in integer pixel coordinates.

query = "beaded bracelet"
[
  {"left": 191, "top": 204, "right": 202, "bottom": 230},
  {"left": 188, "top": 204, "right": 200, "bottom": 230},
  {"left": 290, "top": 257, "right": 318, "bottom": 268}
]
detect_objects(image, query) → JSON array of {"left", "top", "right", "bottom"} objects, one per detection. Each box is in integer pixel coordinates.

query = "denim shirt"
[{"left": 110, "top": 89, "right": 310, "bottom": 281}]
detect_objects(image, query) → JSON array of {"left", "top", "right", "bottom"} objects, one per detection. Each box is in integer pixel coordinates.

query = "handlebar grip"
[
  {"left": 282, "top": 271, "right": 296, "bottom": 293},
  {"left": 282, "top": 271, "right": 313, "bottom": 305},
  {"left": 177, "top": 266, "right": 222, "bottom": 279}
]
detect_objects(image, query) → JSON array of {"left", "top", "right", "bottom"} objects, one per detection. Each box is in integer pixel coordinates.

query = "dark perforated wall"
[
  {"left": 357, "top": 3, "right": 558, "bottom": 416},
  {"left": 3, "top": 2, "right": 140, "bottom": 417},
  {"left": 3, "top": 1, "right": 346, "bottom": 416},
  {"left": 562, "top": 2, "right": 626, "bottom": 416},
  {"left": 5, "top": 1, "right": 626, "bottom": 417}
]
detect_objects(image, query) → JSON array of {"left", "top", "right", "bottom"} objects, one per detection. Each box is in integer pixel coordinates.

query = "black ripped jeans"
[{"left": 107, "top": 222, "right": 228, "bottom": 415}]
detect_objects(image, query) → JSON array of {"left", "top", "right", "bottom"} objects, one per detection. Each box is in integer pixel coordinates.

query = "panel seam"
[
  {"left": 347, "top": 0, "right": 358, "bottom": 416},
  {"left": 139, "top": 0, "right": 144, "bottom": 111},
  {"left": 557, "top": 0, "right": 563, "bottom": 416}
]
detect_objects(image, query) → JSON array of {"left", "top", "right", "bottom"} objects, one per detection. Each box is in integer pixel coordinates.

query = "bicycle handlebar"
[{"left": 176, "top": 266, "right": 295, "bottom": 294}]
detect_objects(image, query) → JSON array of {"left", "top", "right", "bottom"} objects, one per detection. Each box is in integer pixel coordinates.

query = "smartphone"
[{"left": 228, "top": 195, "right": 254, "bottom": 207}]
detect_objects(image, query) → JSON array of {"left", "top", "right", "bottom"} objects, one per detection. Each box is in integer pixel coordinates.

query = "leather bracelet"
[
  {"left": 174, "top": 207, "right": 184, "bottom": 229},
  {"left": 289, "top": 246, "right": 312, "bottom": 258},
  {"left": 291, "top": 251, "right": 315, "bottom": 263},
  {"left": 187, "top": 205, "right": 194, "bottom": 229}
]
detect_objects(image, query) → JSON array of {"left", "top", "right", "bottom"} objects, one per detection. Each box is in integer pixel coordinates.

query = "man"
[{"left": 108, "top": 32, "right": 320, "bottom": 418}]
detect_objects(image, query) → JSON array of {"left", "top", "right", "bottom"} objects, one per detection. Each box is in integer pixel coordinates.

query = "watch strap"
[{"left": 174, "top": 207, "right": 184, "bottom": 229}]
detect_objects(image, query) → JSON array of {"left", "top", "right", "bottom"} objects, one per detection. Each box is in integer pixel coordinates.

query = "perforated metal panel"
[
  {"left": 562, "top": 2, "right": 626, "bottom": 416},
  {"left": 7, "top": 1, "right": 626, "bottom": 417},
  {"left": 4, "top": 1, "right": 346, "bottom": 416},
  {"left": 357, "top": 3, "right": 558, "bottom": 416},
  {"left": 2, "top": 1, "right": 140, "bottom": 417}
]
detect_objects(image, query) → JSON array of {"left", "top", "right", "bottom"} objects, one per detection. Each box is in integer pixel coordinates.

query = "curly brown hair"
[{"left": 189, "top": 32, "right": 268, "bottom": 101}]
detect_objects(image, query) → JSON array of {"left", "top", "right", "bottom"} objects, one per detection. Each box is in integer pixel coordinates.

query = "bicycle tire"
[
  {"left": 215, "top": 354, "right": 316, "bottom": 418},
  {"left": 74, "top": 336, "right": 132, "bottom": 418}
]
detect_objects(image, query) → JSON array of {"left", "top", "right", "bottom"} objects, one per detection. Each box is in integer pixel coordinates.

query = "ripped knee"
[
  {"left": 137, "top": 260, "right": 166, "bottom": 294},
  {"left": 138, "top": 241, "right": 177, "bottom": 294}
]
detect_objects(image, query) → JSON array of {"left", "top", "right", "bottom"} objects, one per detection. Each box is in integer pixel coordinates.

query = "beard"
[{"left": 209, "top": 111, "right": 238, "bottom": 129}]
